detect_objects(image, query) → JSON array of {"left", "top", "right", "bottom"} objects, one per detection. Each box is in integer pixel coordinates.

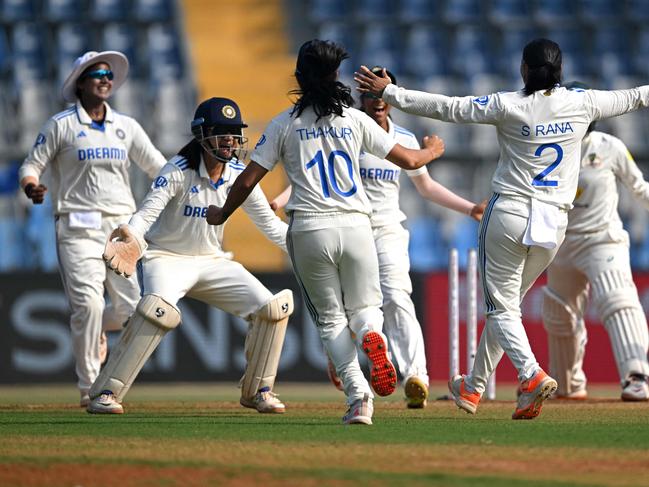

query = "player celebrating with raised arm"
[
  {"left": 18, "top": 51, "right": 166, "bottom": 407},
  {"left": 543, "top": 82, "right": 649, "bottom": 402},
  {"left": 270, "top": 66, "right": 485, "bottom": 409},
  {"left": 86, "top": 97, "right": 292, "bottom": 415},
  {"left": 206, "top": 40, "right": 445, "bottom": 425},
  {"left": 356, "top": 38, "right": 649, "bottom": 419}
]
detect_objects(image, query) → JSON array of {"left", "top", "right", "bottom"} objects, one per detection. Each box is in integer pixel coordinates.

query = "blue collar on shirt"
[{"left": 90, "top": 119, "right": 106, "bottom": 132}]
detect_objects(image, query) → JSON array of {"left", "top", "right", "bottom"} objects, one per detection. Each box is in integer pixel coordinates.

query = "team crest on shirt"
[
  {"left": 116, "top": 128, "right": 126, "bottom": 140},
  {"left": 222, "top": 105, "right": 236, "bottom": 119},
  {"left": 585, "top": 152, "right": 602, "bottom": 168}
]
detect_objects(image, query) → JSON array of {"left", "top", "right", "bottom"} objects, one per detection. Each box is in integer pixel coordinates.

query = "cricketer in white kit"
[
  {"left": 87, "top": 97, "right": 292, "bottom": 415},
  {"left": 544, "top": 122, "right": 649, "bottom": 401},
  {"left": 205, "top": 40, "right": 445, "bottom": 425},
  {"left": 356, "top": 37, "right": 649, "bottom": 419},
  {"left": 19, "top": 51, "right": 166, "bottom": 406}
]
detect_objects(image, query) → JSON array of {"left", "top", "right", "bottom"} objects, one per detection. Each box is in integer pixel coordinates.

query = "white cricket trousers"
[
  {"left": 287, "top": 211, "right": 384, "bottom": 404},
  {"left": 55, "top": 214, "right": 140, "bottom": 394},
  {"left": 373, "top": 222, "right": 428, "bottom": 385},
  {"left": 138, "top": 250, "right": 272, "bottom": 318},
  {"left": 467, "top": 194, "right": 567, "bottom": 393}
]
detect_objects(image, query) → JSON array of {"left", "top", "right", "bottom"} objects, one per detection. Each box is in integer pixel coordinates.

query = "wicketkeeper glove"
[{"left": 103, "top": 224, "right": 146, "bottom": 278}]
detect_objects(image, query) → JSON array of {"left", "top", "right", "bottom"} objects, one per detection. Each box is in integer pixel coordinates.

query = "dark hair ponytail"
[
  {"left": 177, "top": 139, "right": 202, "bottom": 171},
  {"left": 522, "top": 38, "right": 562, "bottom": 96},
  {"left": 290, "top": 39, "right": 354, "bottom": 121}
]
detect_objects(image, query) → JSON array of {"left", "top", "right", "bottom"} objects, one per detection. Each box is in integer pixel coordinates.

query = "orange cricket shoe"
[
  {"left": 512, "top": 369, "right": 558, "bottom": 420},
  {"left": 361, "top": 331, "right": 397, "bottom": 397},
  {"left": 448, "top": 374, "right": 481, "bottom": 414}
]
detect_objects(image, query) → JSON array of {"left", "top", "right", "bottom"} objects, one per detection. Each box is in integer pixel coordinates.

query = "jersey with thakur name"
[
  {"left": 251, "top": 106, "right": 396, "bottom": 215},
  {"left": 19, "top": 100, "right": 166, "bottom": 215},
  {"left": 128, "top": 156, "right": 287, "bottom": 257},
  {"left": 568, "top": 131, "right": 649, "bottom": 234},
  {"left": 359, "top": 117, "right": 426, "bottom": 227},
  {"left": 383, "top": 83, "right": 649, "bottom": 210}
]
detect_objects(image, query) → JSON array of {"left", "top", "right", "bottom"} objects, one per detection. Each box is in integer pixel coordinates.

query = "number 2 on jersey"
[
  {"left": 306, "top": 150, "right": 357, "bottom": 198},
  {"left": 532, "top": 143, "right": 563, "bottom": 187}
]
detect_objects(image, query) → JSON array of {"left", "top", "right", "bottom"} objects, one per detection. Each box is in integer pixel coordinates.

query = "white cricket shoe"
[
  {"left": 99, "top": 332, "right": 108, "bottom": 365},
  {"left": 240, "top": 388, "right": 285, "bottom": 414},
  {"left": 80, "top": 393, "right": 90, "bottom": 408},
  {"left": 621, "top": 374, "right": 649, "bottom": 402},
  {"left": 86, "top": 391, "right": 124, "bottom": 414},
  {"left": 342, "top": 393, "right": 373, "bottom": 425}
]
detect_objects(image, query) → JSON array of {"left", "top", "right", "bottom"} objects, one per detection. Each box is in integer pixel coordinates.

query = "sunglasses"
[
  {"left": 82, "top": 69, "right": 114, "bottom": 81},
  {"left": 361, "top": 92, "right": 382, "bottom": 100}
]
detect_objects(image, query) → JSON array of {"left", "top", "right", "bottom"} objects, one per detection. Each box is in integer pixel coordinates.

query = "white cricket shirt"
[
  {"left": 383, "top": 84, "right": 649, "bottom": 210},
  {"left": 359, "top": 117, "right": 426, "bottom": 227},
  {"left": 19, "top": 100, "right": 166, "bottom": 215},
  {"left": 129, "top": 155, "right": 287, "bottom": 256},
  {"left": 569, "top": 131, "right": 649, "bottom": 234},
  {"left": 251, "top": 105, "right": 396, "bottom": 215}
]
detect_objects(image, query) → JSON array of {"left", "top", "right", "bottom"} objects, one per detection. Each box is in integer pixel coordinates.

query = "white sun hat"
[{"left": 61, "top": 50, "right": 129, "bottom": 103}]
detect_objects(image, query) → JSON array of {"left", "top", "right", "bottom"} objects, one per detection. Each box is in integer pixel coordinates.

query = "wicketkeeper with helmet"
[{"left": 87, "top": 97, "right": 292, "bottom": 414}]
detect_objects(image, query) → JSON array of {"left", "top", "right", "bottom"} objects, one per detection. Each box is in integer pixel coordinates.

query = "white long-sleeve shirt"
[
  {"left": 251, "top": 106, "right": 396, "bottom": 215},
  {"left": 359, "top": 117, "right": 426, "bottom": 227},
  {"left": 129, "top": 155, "right": 287, "bottom": 256},
  {"left": 569, "top": 131, "right": 649, "bottom": 235},
  {"left": 382, "top": 83, "right": 649, "bottom": 210},
  {"left": 19, "top": 100, "right": 166, "bottom": 215}
]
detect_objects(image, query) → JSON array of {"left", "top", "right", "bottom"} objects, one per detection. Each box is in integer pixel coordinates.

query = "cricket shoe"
[
  {"left": 448, "top": 374, "right": 481, "bottom": 414},
  {"left": 80, "top": 392, "right": 90, "bottom": 408},
  {"left": 326, "top": 355, "right": 344, "bottom": 392},
  {"left": 405, "top": 376, "right": 428, "bottom": 409},
  {"left": 512, "top": 369, "right": 557, "bottom": 420},
  {"left": 361, "top": 331, "right": 397, "bottom": 396},
  {"left": 99, "top": 331, "right": 108, "bottom": 365},
  {"left": 86, "top": 390, "right": 124, "bottom": 414},
  {"left": 621, "top": 374, "right": 649, "bottom": 402},
  {"left": 342, "top": 393, "right": 373, "bottom": 425},
  {"left": 240, "top": 387, "right": 286, "bottom": 413}
]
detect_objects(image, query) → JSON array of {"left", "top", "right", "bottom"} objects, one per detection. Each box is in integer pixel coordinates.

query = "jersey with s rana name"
[
  {"left": 359, "top": 117, "right": 426, "bottom": 227},
  {"left": 568, "top": 131, "right": 649, "bottom": 234},
  {"left": 19, "top": 100, "right": 166, "bottom": 215},
  {"left": 128, "top": 155, "right": 287, "bottom": 257},
  {"left": 251, "top": 105, "right": 396, "bottom": 215},
  {"left": 383, "top": 83, "right": 649, "bottom": 210}
]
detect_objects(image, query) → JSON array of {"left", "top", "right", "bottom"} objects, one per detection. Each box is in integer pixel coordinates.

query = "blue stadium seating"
[
  {"left": 0, "top": 26, "right": 10, "bottom": 77},
  {"left": 90, "top": 0, "right": 129, "bottom": 23},
  {"left": 544, "top": 27, "right": 588, "bottom": 76},
  {"left": 354, "top": 0, "right": 395, "bottom": 21},
  {"left": 44, "top": 0, "right": 83, "bottom": 23},
  {"left": 533, "top": 0, "right": 576, "bottom": 25},
  {"left": 1, "top": 0, "right": 36, "bottom": 23},
  {"left": 401, "top": 25, "right": 449, "bottom": 78},
  {"left": 55, "top": 23, "right": 91, "bottom": 84},
  {"left": 11, "top": 23, "right": 47, "bottom": 83},
  {"left": 147, "top": 23, "right": 184, "bottom": 84},
  {"left": 498, "top": 27, "right": 537, "bottom": 79},
  {"left": 357, "top": 24, "right": 401, "bottom": 74},
  {"left": 398, "top": 0, "right": 437, "bottom": 23},
  {"left": 408, "top": 217, "right": 447, "bottom": 271},
  {"left": 450, "top": 26, "right": 495, "bottom": 79},
  {"left": 578, "top": 0, "right": 619, "bottom": 24},
  {"left": 442, "top": 0, "right": 484, "bottom": 24},
  {"left": 100, "top": 23, "right": 139, "bottom": 76},
  {"left": 591, "top": 26, "right": 635, "bottom": 79},
  {"left": 635, "top": 27, "right": 649, "bottom": 77},
  {"left": 625, "top": 0, "right": 649, "bottom": 23},
  {"left": 309, "top": 0, "right": 347, "bottom": 22},
  {"left": 488, "top": 0, "right": 531, "bottom": 25},
  {"left": 133, "top": 0, "right": 173, "bottom": 23}
]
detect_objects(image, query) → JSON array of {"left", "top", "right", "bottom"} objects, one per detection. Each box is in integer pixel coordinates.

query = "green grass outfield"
[{"left": 0, "top": 383, "right": 647, "bottom": 487}]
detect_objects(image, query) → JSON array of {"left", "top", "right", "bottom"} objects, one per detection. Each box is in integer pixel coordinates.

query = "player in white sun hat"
[
  {"left": 205, "top": 39, "right": 445, "bottom": 425},
  {"left": 543, "top": 81, "right": 649, "bottom": 402},
  {"left": 19, "top": 50, "right": 166, "bottom": 407},
  {"left": 270, "top": 66, "right": 485, "bottom": 409},
  {"left": 356, "top": 38, "right": 649, "bottom": 419},
  {"left": 86, "top": 97, "right": 292, "bottom": 415}
]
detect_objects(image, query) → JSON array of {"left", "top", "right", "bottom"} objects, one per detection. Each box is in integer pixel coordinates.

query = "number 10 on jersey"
[{"left": 306, "top": 150, "right": 358, "bottom": 198}]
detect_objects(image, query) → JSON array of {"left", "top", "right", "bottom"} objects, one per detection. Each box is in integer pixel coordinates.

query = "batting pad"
[
  {"left": 241, "top": 289, "right": 294, "bottom": 399},
  {"left": 89, "top": 294, "right": 181, "bottom": 402}
]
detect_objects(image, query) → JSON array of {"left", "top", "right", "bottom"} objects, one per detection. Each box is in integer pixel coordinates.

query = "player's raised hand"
[
  {"left": 103, "top": 224, "right": 144, "bottom": 278},
  {"left": 354, "top": 65, "right": 391, "bottom": 98},
  {"left": 24, "top": 183, "right": 48, "bottom": 204},
  {"left": 422, "top": 135, "right": 445, "bottom": 162},
  {"left": 470, "top": 199, "right": 488, "bottom": 222},
  {"left": 206, "top": 205, "right": 227, "bottom": 225}
]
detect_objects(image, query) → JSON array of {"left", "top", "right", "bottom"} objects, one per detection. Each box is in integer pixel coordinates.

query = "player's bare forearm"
[
  {"left": 207, "top": 162, "right": 268, "bottom": 225},
  {"left": 270, "top": 185, "right": 292, "bottom": 211},
  {"left": 386, "top": 135, "right": 445, "bottom": 170}
]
